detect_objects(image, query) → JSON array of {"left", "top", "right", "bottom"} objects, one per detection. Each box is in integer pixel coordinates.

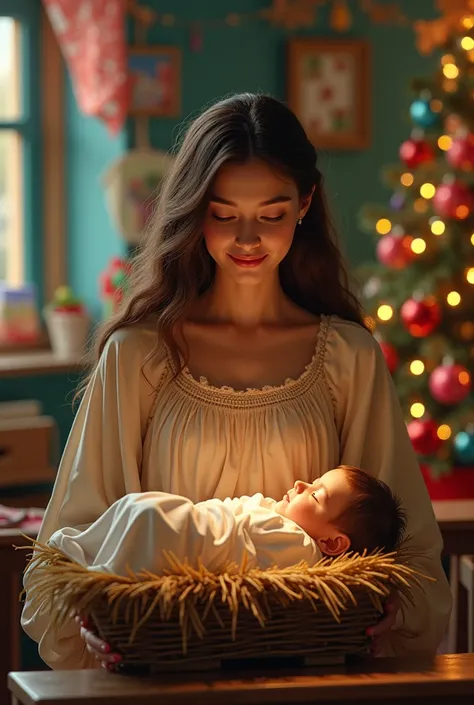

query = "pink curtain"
[{"left": 42, "top": 0, "right": 130, "bottom": 134}]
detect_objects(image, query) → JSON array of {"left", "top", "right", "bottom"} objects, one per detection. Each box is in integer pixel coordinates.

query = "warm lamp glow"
[
  {"left": 443, "top": 63, "right": 459, "bottom": 79},
  {"left": 447, "top": 291, "right": 461, "bottom": 306},
  {"left": 410, "top": 360, "right": 425, "bottom": 375},
  {"left": 410, "top": 402, "right": 425, "bottom": 418},
  {"left": 376, "top": 218, "right": 392, "bottom": 235},
  {"left": 377, "top": 304, "right": 393, "bottom": 321}
]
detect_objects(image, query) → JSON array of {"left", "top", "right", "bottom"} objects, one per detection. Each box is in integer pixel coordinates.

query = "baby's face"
[{"left": 274, "top": 468, "right": 352, "bottom": 553}]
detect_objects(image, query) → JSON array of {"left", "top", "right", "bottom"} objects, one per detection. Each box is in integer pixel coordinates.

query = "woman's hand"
[
  {"left": 73, "top": 612, "right": 122, "bottom": 670},
  {"left": 366, "top": 590, "right": 401, "bottom": 656}
]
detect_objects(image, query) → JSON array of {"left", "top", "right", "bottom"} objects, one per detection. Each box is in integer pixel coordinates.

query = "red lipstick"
[{"left": 228, "top": 254, "right": 267, "bottom": 268}]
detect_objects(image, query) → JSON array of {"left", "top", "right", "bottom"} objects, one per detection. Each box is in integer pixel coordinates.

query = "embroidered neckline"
[{"left": 170, "top": 314, "right": 330, "bottom": 398}]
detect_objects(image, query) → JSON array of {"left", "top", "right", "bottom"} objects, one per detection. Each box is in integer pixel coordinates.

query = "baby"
[
  {"left": 273, "top": 464, "right": 407, "bottom": 557},
  {"left": 46, "top": 465, "right": 407, "bottom": 578}
]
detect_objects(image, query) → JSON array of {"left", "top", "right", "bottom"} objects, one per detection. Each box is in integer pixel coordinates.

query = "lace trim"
[{"left": 166, "top": 315, "right": 331, "bottom": 408}]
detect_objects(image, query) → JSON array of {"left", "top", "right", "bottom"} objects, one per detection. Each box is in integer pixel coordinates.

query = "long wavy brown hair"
[{"left": 85, "top": 93, "right": 366, "bottom": 387}]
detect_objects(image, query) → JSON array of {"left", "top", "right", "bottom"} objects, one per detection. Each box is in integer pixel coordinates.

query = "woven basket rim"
[{"left": 20, "top": 536, "right": 430, "bottom": 643}]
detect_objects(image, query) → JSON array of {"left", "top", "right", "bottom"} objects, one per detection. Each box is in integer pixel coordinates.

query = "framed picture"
[
  {"left": 287, "top": 39, "right": 370, "bottom": 150},
  {"left": 128, "top": 46, "right": 181, "bottom": 117}
]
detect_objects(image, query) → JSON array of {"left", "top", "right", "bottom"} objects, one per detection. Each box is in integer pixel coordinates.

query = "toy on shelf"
[
  {"left": 44, "top": 286, "right": 89, "bottom": 358},
  {"left": 100, "top": 257, "right": 131, "bottom": 319},
  {"left": 0, "top": 283, "right": 41, "bottom": 345}
]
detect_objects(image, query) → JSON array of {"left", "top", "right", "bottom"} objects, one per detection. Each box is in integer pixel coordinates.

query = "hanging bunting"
[{"left": 42, "top": 0, "right": 131, "bottom": 134}]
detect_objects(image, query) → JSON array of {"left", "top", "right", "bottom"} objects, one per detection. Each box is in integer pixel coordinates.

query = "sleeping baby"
[{"left": 47, "top": 465, "right": 407, "bottom": 577}]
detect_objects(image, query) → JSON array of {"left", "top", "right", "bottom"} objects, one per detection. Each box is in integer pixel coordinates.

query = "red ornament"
[
  {"left": 433, "top": 181, "right": 474, "bottom": 219},
  {"left": 428, "top": 363, "right": 472, "bottom": 405},
  {"left": 447, "top": 134, "right": 474, "bottom": 171},
  {"left": 378, "top": 340, "right": 399, "bottom": 373},
  {"left": 399, "top": 138, "right": 434, "bottom": 169},
  {"left": 376, "top": 234, "right": 415, "bottom": 269},
  {"left": 407, "top": 419, "right": 443, "bottom": 456},
  {"left": 400, "top": 297, "right": 441, "bottom": 337}
]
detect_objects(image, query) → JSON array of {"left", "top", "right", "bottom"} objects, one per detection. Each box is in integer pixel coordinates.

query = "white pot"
[{"left": 45, "top": 310, "right": 90, "bottom": 358}]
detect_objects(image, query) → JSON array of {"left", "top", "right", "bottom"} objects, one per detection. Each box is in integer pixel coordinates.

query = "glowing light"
[
  {"left": 437, "top": 424, "right": 452, "bottom": 440},
  {"left": 447, "top": 291, "right": 461, "bottom": 306},
  {"left": 431, "top": 219, "right": 446, "bottom": 235},
  {"left": 414, "top": 198, "right": 429, "bottom": 213},
  {"left": 411, "top": 238, "right": 427, "bottom": 254},
  {"left": 376, "top": 218, "right": 392, "bottom": 235},
  {"left": 441, "top": 54, "right": 455, "bottom": 64},
  {"left": 410, "top": 402, "right": 425, "bottom": 418},
  {"left": 377, "top": 304, "right": 393, "bottom": 322},
  {"left": 456, "top": 205, "right": 470, "bottom": 219},
  {"left": 459, "top": 370, "right": 471, "bottom": 385},
  {"left": 410, "top": 360, "right": 425, "bottom": 375},
  {"left": 438, "top": 135, "right": 452, "bottom": 151},
  {"left": 466, "top": 267, "right": 474, "bottom": 283},
  {"left": 443, "top": 79, "right": 458, "bottom": 92},
  {"left": 462, "top": 36, "right": 474, "bottom": 50},
  {"left": 400, "top": 173, "right": 414, "bottom": 187},
  {"left": 471, "top": 233, "right": 474, "bottom": 245},
  {"left": 430, "top": 99, "right": 443, "bottom": 112},
  {"left": 462, "top": 16, "right": 474, "bottom": 29},
  {"left": 420, "top": 183, "right": 436, "bottom": 199},
  {"left": 443, "top": 63, "right": 459, "bottom": 79}
]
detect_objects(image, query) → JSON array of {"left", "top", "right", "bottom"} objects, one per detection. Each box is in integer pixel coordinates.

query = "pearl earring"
[{"left": 298, "top": 217, "right": 303, "bottom": 225}]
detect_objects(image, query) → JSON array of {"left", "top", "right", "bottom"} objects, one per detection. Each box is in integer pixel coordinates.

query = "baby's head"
[{"left": 274, "top": 465, "right": 406, "bottom": 557}]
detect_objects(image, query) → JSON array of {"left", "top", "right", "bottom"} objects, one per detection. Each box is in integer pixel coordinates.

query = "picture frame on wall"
[
  {"left": 287, "top": 39, "right": 370, "bottom": 150},
  {"left": 128, "top": 46, "right": 181, "bottom": 117}
]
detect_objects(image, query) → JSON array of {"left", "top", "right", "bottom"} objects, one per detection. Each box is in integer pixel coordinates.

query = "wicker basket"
[{"left": 23, "top": 542, "right": 423, "bottom": 672}]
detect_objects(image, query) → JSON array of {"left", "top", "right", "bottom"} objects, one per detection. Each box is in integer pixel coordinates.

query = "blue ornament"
[
  {"left": 390, "top": 192, "right": 406, "bottom": 211},
  {"left": 453, "top": 431, "right": 474, "bottom": 465},
  {"left": 409, "top": 99, "right": 439, "bottom": 129}
]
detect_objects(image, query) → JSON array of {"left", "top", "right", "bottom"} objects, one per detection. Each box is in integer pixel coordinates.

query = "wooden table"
[
  {"left": 433, "top": 500, "right": 474, "bottom": 653},
  {"left": 8, "top": 654, "right": 474, "bottom": 705}
]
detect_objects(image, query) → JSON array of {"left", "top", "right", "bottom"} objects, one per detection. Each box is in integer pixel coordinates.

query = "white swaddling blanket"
[{"left": 48, "top": 491, "right": 321, "bottom": 574}]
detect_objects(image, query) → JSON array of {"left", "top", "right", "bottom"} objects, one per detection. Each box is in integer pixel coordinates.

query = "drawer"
[{"left": 0, "top": 416, "right": 57, "bottom": 488}]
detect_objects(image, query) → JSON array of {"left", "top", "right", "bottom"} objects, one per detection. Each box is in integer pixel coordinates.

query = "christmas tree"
[{"left": 358, "top": 12, "right": 474, "bottom": 477}]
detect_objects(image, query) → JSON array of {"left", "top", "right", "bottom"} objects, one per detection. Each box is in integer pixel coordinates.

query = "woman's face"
[{"left": 203, "top": 159, "right": 310, "bottom": 284}]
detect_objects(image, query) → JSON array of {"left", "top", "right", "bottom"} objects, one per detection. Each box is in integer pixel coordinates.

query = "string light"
[
  {"left": 443, "top": 79, "right": 458, "bottom": 92},
  {"left": 420, "top": 183, "right": 436, "bottom": 199},
  {"left": 456, "top": 205, "right": 470, "bottom": 219},
  {"left": 459, "top": 370, "right": 471, "bottom": 386},
  {"left": 375, "top": 218, "right": 392, "bottom": 235},
  {"left": 431, "top": 219, "right": 446, "bottom": 235},
  {"left": 438, "top": 135, "right": 452, "bottom": 151},
  {"left": 400, "top": 173, "right": 414, "bottom": 187},
  {"left": 410, "top": 360, "right": 425, "bottom": 375},
  {"left": 462, "top": 36, "right": 474, "bottom": 50},
  {"left": 441, "top": 54, "right": 455, "bottom": 64},
  {"left": 447, "top": 291, "right": 461, "bottom": 306},
  {"left": 430, "top": 99, "right": 443, "bottom": 112},
  {"left": 462, "top": 16, "right": 474, "bottom": 29},
  {"left": 437, "top": 424, "right": 452, "bottom": 440},
  {"left": 411, "top": 238, "right": 427, "bottom": 254},
  {"left": 471, "top": 233, "right": 474, "bottom": 245},
  {"left": 414, "top": 198, "right": 429, "bottom": 213},
  {"left": 466, "top": 267, "right": 474, "bottom": 284},
  {"left": 377, "top": 304, "right": 393, "bottom": 321},
  {"left": 443, "top": 63, "right": 459, "bottom": 79},
  {"left": 410, "top": 402, "right": 425, "bottom": 418}
]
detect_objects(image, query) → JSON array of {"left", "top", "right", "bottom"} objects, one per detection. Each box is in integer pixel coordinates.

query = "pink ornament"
[
  {"left": 407, "top": 419, "right": 443, "bottom": 456},
  {"left": 433, "top": 181, "right": 474, "bottom": 219},
  {"left": 376, "top": 234, "right": 415, "bottom": 269},
  {"left": 447, "top": 134, "right": 474, "bottom": 171},
  {"left": 429, "top": 363, "right": 472, "bottom": 405}
]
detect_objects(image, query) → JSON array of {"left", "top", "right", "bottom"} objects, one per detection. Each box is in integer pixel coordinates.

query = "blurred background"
[{"left": 0, "top": 0, "right": 473, "bottom": 687}]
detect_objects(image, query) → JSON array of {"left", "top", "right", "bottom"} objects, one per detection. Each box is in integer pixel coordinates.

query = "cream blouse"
[{"left": 21, "top": 315, "right": 452, "bottom": 669}]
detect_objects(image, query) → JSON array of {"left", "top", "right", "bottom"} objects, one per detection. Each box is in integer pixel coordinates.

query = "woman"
[{"left": 21, "top": 93, "right": 451, "bottom": 669}]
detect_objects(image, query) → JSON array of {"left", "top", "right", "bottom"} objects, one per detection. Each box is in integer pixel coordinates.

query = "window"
[{"left": 0, "top": 0, "right": 41, "bottom": 292}]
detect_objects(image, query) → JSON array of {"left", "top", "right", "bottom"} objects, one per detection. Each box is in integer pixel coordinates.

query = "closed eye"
[
  {"left": 261, "top": 214, "right": 285, "bottom": 222},
  {"left": 212, "top": 214, "right": 235, "bottom": 222},
  {"left": 311, "top": 492, "right": 319, "bottom": 503}
]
